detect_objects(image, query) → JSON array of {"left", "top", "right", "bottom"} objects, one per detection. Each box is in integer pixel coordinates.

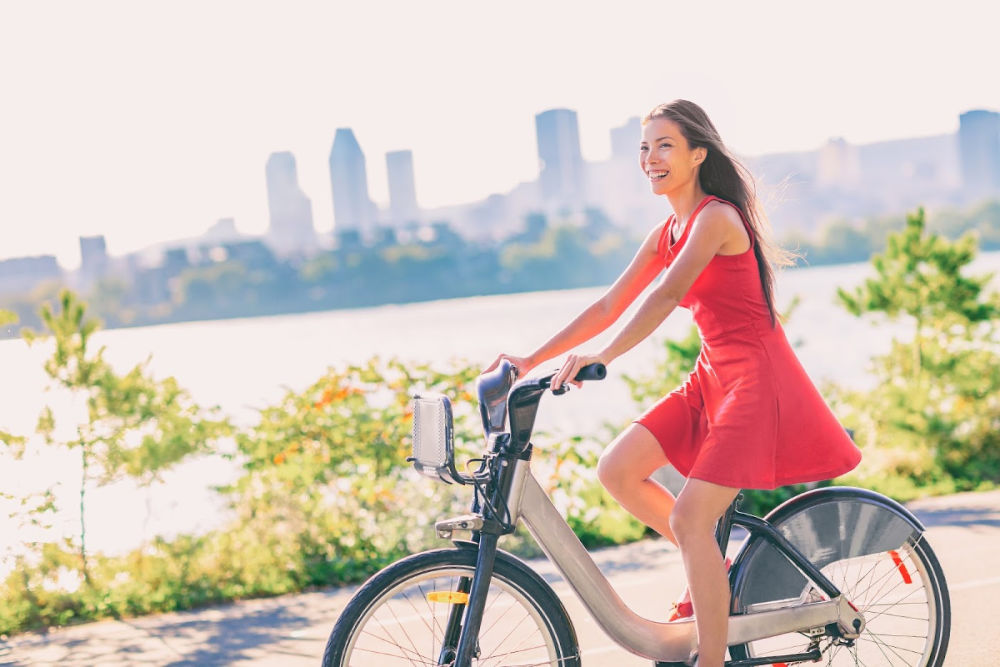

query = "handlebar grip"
[{"left": 573, "top": 363, "right": 607, "bottom": 382}]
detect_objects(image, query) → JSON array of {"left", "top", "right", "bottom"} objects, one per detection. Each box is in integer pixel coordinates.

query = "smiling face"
[{"left": 639, "top": 117, "right": 706, "bottom": 196}]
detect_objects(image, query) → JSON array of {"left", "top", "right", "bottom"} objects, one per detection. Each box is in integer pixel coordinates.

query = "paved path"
[{"left": 2, "top": 490, "right": 999, "bottom": 666}]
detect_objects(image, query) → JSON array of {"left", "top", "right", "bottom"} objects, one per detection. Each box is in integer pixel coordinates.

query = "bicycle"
[{"left": 322, "top": 360, "right": 951, "bottom": 666}]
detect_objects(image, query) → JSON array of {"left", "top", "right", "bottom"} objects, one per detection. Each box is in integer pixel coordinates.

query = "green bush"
[
  {"left": 1, "top": 315, "right": 648, "bottom": 636},
  {"left": 834, "top": 208, "right": 1000, "bottom": 494}
]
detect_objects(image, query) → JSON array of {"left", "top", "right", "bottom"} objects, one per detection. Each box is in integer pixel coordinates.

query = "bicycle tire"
[
  {"left": 322, "top": 546, "right": 581, "bottom": 667},
  {"left": 728, "top": 487, "right": 951, "bottom": 666}
]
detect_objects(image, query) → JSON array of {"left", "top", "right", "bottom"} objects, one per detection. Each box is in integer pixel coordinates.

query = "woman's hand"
[
  {"left": 550, "top": 352, "right": 607, "bottom": 392},
  {"left": 481, "top": 353, "right": 535, "bottom": 378}
]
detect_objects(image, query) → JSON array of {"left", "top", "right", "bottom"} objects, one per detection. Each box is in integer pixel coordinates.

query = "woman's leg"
[
  {"left": 596, "top": 423, "right": 679, "bottom": 544},
  {"left": 670, "top": 477, "right": 740, "bottom": 667}
]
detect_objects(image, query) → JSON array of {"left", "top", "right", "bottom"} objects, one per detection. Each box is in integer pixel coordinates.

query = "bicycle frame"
[{"left": 498, "top": 458, "right": 864, "bottom": 663}]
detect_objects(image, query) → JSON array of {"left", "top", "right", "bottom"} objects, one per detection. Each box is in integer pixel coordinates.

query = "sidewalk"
[{"left": 3, "top": 489, "right": 999, "bottom": 666}]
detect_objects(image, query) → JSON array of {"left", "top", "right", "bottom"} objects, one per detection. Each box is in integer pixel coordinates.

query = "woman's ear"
[{"left": 694, "top": 146, "right": 707, "bottom": 165}]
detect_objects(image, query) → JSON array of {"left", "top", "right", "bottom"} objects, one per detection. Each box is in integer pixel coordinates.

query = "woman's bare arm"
[
  {"left": 483, "top": 222, "right": 667, "bottom": 375},
  {"left": 550, "top": 203, "right": 742, "bottom": 389}
]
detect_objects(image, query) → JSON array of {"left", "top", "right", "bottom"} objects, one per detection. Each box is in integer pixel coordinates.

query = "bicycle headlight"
[{"left": 410, "top": 393, "right": 462, "bottom": 484}]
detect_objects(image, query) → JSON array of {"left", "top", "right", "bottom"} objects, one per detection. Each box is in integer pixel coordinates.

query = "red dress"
[{"left": 635, "top": 195, "right": 861, "bottom": 490}]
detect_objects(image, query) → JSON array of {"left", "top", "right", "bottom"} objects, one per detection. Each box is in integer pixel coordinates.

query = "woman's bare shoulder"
[
  {"left": 695, "top": 200, "right": 745, "bottom": 235},
  {"left": 700, "top": 199, "right": 743, "bottom": 224}
]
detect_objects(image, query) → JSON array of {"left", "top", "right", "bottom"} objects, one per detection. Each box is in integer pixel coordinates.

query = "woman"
[{"left": 483, "top": 99, "right": 861, "bottom": 666}]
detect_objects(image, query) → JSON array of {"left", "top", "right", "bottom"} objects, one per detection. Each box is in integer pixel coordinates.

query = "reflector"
[{"left": 427, "top": 591, "right": 470, "bottom": 604}]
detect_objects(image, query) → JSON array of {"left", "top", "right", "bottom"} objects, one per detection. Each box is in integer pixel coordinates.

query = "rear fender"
[{"left": 730, "top": 486, "right": 923, "bottom": 611}]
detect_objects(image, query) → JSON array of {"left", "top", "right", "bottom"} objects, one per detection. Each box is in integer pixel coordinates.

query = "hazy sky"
[{"left": 1, "top": 0, "right": 997, "bottom": 267}]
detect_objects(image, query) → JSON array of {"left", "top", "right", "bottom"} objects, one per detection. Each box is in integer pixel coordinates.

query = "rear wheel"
[
  {"left": 729, "top": 490, "right": 950, "bottom": 666},
  {"left": 322, "top": 547, "right": 580, "bottom": 667}
]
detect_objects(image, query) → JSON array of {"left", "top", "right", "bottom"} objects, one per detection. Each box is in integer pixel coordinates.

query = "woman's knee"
[
  {"left": 667, "top": 502, "right": 709, "bottom": 546},
  {"left": 669, "top": 480, "right": 739, "bottom": 546},
  {"left": 598, "top": 425, "right": 665, "bottom": 489},
  {"left": 596, "top": 448, "right": 626, "bottom": 492}
]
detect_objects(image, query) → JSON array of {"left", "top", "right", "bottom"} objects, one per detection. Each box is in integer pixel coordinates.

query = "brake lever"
[{"left": 536, "top": 374, "right": 570, "bottom": 395}]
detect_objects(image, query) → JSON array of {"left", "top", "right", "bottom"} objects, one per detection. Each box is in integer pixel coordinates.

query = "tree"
[
  {"left": 836, "top": 208, "right": 1000, "bottom": 491},
  {"left": 19, "top": 291, "right": 230, "bottom": 582},
  {"left": 1, "top": 309, "right": 23, "bottom": 448}
]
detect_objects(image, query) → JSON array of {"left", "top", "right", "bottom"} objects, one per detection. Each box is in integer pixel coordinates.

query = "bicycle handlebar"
[
  {"left": 476, "top": 362, "right": 607, "bottom": 437},
  {"left": 568, "top": 363, "right": 608, "bottom": 383},
  {"left": 535, "top": 363, "right": 607, "bottom": 394}
]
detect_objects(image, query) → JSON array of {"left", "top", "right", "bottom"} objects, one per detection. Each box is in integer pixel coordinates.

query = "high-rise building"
[
  {"left": 79, "top": 235, "right": 108, "bottom": 277},
  {"left": 329, "top": 128, "right": 374, "bottom": 238},
  {"left": 610, "top": 116, "right": 641, "bottom": 160},
  {"left": 535, "top": 108, "right": 585, "bottom": 209},
  {"left": 386, "top": 150, "right": 419, "bottom": 226},
  {"left": 958, "top": 109, "right": 1000, "bottom": 198},
  {"left": 264, "top": 152, "right": 316, "bottom": 255},
  {"left": 818, "top": 138, "right": 861, "bottom": 189}
]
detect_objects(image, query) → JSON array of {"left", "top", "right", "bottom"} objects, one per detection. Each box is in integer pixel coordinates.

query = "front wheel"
[{"left": 322, "top": 547, "right": 580, "bottom": 667}]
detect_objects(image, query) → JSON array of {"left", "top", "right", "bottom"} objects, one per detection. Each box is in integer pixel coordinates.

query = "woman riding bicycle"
[{"left": 483, "top": 99, "right": 862, "bottom": 667}]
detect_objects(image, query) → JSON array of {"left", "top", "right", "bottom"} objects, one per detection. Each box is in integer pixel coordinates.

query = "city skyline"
[
  {"left": 0, "top": 103, "right": 993, "bottom": 309},
  {"left": 2, "top": 0, "right": 997, "bottom": 267},
  {"left": 4, "top": 103, "right": 992, "bottom": 270}
]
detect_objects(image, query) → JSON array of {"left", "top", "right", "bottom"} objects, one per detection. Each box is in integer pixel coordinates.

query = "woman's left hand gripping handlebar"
[{"left": 550, "top": 353, "right": 607, "bottom": 392}]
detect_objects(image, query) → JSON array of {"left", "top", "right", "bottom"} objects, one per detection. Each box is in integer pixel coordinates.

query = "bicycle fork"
[
  {"left": 449, "top": 531, "right": 500, "bottom": 666},
  {"left": 438, "top": 574, "right": 474, "bottom": 664}
]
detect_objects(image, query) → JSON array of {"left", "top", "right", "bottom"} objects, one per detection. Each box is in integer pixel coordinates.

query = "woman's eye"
[
  {"left": 639, "top": 146, "right": 648, "bottom": 152},
  {"left": 660, "top": 143, "right": 671, "bottom": 149}
]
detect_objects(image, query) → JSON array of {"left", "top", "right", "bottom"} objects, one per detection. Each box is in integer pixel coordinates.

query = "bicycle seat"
[{"left": 476, "top": 359, "right": 517, "bottom": 435}]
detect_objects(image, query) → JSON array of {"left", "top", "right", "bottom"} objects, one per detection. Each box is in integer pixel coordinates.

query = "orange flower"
[{"left": 314, "top": 384, "right": 363, "bottom": 409}]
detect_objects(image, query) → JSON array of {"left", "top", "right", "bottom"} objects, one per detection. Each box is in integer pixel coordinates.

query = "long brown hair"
[{"left": 644, "top": 99, "right": 794, "bottom": 326}]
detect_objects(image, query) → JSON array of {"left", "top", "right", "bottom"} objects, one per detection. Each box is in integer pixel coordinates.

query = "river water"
[{"left": 3, "top": 252, "right": 999, "bottom": 559}]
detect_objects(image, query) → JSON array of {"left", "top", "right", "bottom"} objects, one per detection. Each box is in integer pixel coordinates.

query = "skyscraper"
[
  {"left": 610, "top": 116, "right": 641, "bottom": 160},
  {"left": 818, "top": 137, "right": 861, "bottom": 189},
  {"left": 386, "top": 150, "right": 419, "bottom": 226},
  {"left": 958, "top": 109, "right": 1000, "bottom": 198},
  {"left": 329, "top": 128, "right": 374, "bottom": 238},
  {"left": 535, "top": 108, "right": 585, "bottom": 209},
  {"left": 79, "top": 235, "right": 108, "bottom": 277},
  {"left": 264, "top": 152, "right": 316, "bottom": 255}
]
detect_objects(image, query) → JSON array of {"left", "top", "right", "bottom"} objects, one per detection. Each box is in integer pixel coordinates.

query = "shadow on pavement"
[
  {"left": 910, "top": 505, "right": 1000, "bottom": 530},
  {"left": 157, "top": 603, "right": 314, "bottom": 666},
  {"left": 2, "top": 595, "right": 325, "bottom": 667}
]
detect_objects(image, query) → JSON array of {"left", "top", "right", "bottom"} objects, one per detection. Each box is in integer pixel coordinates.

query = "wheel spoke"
[
  {"left": 476, "top": 586, "right": 514, "bottom": 642},
  {"left": 355, "top": 630, "right": 435, "bottom": 665},
  {"left": 480, "top": 606, "right": 536, "bottom": 662},
  {"left": 855, "top": 554, "right": 918, "bottom": 611},
  {"left": 862, "top": 585, "right": 928, "bottom": 625},
  {"left": 384, "top": 593, "right": 427, "bottom": 662},
  {"left": 368, "top": 613, "right": 424, "bottom": 665},
  {"left": 855, "top": 635, "right": 925, "bottom": 655}
]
